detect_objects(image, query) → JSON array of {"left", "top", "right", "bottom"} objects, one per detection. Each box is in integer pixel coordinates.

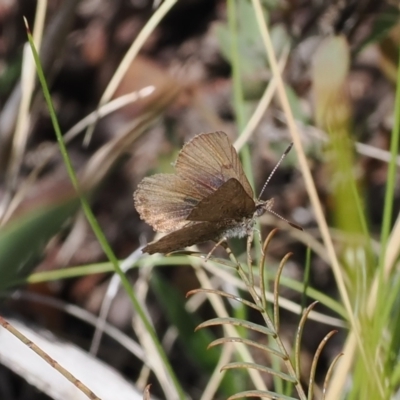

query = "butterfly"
[{"left": 134, "top": 131, "right": 299, "bottom": 254}]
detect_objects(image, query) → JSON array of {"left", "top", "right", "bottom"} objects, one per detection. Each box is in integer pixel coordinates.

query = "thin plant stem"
[
  {"left": 295, "top": 302, "right": 318, "bottom": 379},
  {"left": 273, "top": 253, "right": 292, "bottom": 334},
  {"left": 300, "top": 247, "right": 311, "bottom": 313},
  {"left": 0, "top": 315, "right": 100, "bottom": 399},
  {"left": 259, "top": 229, "right": 278, "bottom": 310},
  {"left": 227, "top": 0, "right": 261, "bottom": 261},
  {"left": 308, "top": 330, "right": 338, "bottom": 400},
  {"left": 226, "top": 244, "right": 307, "bottom": 399},
  {"left": 379, "top": 47, "right": 400, "bottom": 267}
]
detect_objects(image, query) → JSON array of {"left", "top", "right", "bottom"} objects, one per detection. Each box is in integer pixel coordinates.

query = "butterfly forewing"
[
  {"left": 176, "top": 131, "right": 254, "bottom": 199},
  {"left": 187, "top": 178, "right": 255, "bottom": 222},
  {"left": 134, "top": 173, "right": 204, "bottom": 232}
]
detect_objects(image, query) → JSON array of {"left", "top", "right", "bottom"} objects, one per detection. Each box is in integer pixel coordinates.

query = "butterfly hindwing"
[
  {"left": 187, "top": 178, "right": 255, "bottom": 222},
  {"left": 143, "top": 221, "right": 230, "bottom": 254}
]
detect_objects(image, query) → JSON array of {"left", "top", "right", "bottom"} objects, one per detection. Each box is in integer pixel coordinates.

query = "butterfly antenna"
[
  {"left": 268, "top": 208, "right": 303, "bottom": 231},
  {"left": 258, "top": 142, "right": 293, "bottom": 200}
]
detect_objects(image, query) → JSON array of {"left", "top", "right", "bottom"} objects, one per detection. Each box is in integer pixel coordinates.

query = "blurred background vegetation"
[{"left": 0, "top": 0, "right": 400, "bottom": 399}]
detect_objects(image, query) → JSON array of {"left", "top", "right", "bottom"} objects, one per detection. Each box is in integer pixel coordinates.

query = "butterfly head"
[{"left": 254, "top": 198, "right": 274, "bottom": 217}]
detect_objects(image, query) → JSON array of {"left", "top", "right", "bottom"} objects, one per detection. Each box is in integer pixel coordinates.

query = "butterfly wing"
[
  {"left": 175, "top": 131, "right": 254, "bottom": 199},
  {"left": 187, "top": 178, "right": 255, "bottom": 222},
  {"left": 134, "top": 131, "right": 254, "bottom": 233},
  {"left": 134, "top": 174, "right": 204, "bottom": 232},
  {"left": 142, "top": 221, "right": 229, "bottom": 254}
]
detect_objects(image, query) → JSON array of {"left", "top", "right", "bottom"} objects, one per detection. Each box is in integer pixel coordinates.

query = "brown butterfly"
[{"left": 134, "top": 131, "right": 299, "bottom": 254}]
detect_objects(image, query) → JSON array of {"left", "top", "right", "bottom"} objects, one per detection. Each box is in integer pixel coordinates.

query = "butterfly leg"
[{"left": 204, "top": 237, "right": 228, "bottom": 262}]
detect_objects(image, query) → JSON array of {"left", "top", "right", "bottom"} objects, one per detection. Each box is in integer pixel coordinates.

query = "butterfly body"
[{"left": 134, "top": 131, "right": 276, "bottom": 254}]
